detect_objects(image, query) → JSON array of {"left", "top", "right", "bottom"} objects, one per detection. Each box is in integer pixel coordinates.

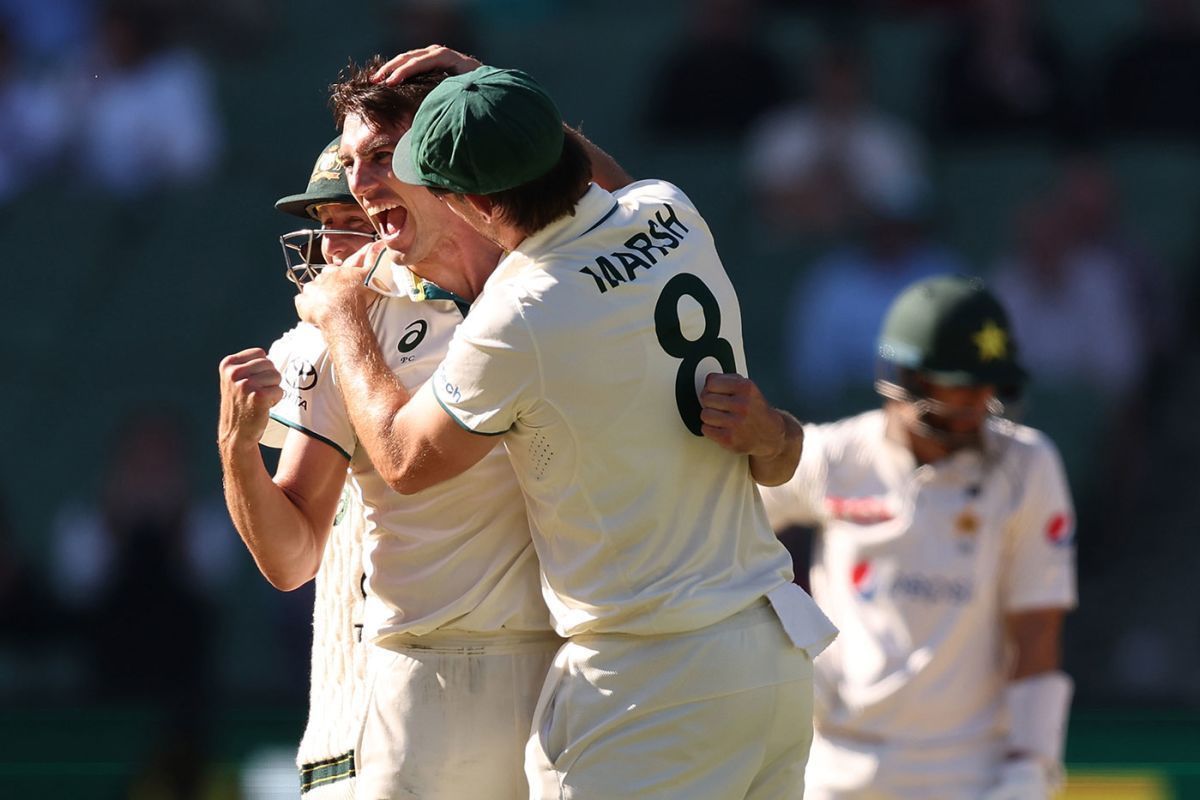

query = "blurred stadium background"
[{"left": 1, "top": 0, "right": 1198, "bottom": 796}]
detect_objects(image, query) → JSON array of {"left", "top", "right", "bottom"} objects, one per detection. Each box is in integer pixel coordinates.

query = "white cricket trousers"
[
  {"left": 803, "top": 729, "right": 1006, "bottom": 800},
  {"left": 525, "top": 600, "right": 816, "bottom": 799},
  {"left": 355, "top": 629, "right": 562, "bottom": 800}
]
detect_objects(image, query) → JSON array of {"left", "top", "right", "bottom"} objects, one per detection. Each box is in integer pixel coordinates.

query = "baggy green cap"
[
  {"left": 275, "top": 136, "right": 355, "bottom": 220},
  {"left": 391, "top": 65, "right": 564, "bottom": 195},
  {"left": 878, "top": 275, "right": 1028, "bottom": 388}
]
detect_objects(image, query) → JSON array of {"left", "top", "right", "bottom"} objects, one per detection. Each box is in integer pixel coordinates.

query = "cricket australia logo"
[{"left": 284, "top": 359, "right": 318, "bottom": 391}]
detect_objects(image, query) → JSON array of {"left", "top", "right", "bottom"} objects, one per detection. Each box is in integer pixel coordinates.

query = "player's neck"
[
  {"left": 409, "top": 237, "right": 504, "bottom": 303},
  {"left": 908, "top": 433, "right": 949, "bottom": 466},
  {"left": 885, "top": 404, "right": 950, "bottom": 466}
]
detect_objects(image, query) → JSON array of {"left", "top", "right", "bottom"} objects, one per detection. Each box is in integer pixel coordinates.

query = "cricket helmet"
[
  {"left": 275, "top": 136, "right": 355, "bottom": 219},
  {"left": 276, "top": 136, "right": 375, "bottom": 288},
  {"left": 876, "top": 274, "right": 1028, "bottom": 408}
]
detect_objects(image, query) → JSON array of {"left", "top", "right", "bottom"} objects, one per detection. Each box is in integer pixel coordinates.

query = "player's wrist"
[
  {"left": 751, "top": 409, "right": 789, "bottom": 459},
  {"left": 218, "top": 429, "right": 264, "bottom": 460},
  {"left": 758, "top": 410, "right": 802, "bottom": 459},
  {"left": 982, "top": 757, "right": 1054, "bottom": 800},
  {"left": 1003, "top": 671, "right": 1073, "bottom": 793}
]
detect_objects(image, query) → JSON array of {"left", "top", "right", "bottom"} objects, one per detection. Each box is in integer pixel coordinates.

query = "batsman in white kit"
[
  {"left": 270, "top": 135, "right": 377, "bottom": 798},
  {"left": 264, "top": 248, "right": 557, "bottom": 799},
  {"left": 218, "top": 64, "right": 562, "bottom": 800},
  {"left": 294, "top": 50, "right": 838, "bottom": 799},
  {"left": 762, "top": 275, "right": 1077, "bottom": 800}
]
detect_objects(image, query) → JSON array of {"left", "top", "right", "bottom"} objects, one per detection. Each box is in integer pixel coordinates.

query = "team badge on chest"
[{"left": 953, "top": 508, "right": 979, "bottom": 554}]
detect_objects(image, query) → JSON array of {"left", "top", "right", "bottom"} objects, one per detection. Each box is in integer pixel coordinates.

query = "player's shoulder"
[
  {"left": 987, "top": 417, "right": 1066, "bottom": 472},
  {"left": 266, "top": 321, "right": 327, "bottom": 367},
  {"left": 615, "top": 179, "right": 704, "bottom": 221},
  {"left": 804, "top": 409, "right": 886, "bottom": 464},
  {"left": 617, "top": 178, "right": 695, "bottom": 204}
]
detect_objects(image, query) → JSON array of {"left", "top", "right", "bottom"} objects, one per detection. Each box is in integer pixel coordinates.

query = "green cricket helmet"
[
  {"left": 275, "top": 136, "right": 355, "bottom": 219},
  {"left": 276, "top": 136, "right": 376, "bottom": 288},
  {"left": 876, "top": 274, "right": 1028, "bottom": 406}
]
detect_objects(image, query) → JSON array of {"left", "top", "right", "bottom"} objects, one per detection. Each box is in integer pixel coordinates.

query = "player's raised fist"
[
  {"left": 218, "top": 348, "right": 283, "bottom": 451},
  {"left": 371, "top": 45, "right": 482, "bottom": 85}
]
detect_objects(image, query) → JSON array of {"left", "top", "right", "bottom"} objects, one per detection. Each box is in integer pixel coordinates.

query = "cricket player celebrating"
[
  {"left": 268, "top": 136, "right": 376, "bottom": 798},
  {"left": 762, "top": 275, "right": 1076, "bottom": 800},
  {"left": 219, "top": 66, "right": 565, "bottom": 800},
  {"left": 295, "top": 47, "right": 837, "bottom": 799}
]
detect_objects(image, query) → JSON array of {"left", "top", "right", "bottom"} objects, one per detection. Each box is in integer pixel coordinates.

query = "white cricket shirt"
[
  {"left": 262, "top": 253, "right": 550, "bottom": 640},
  {"left": 432, "top": 180, "right": 834, "bottom": 648},
  {"left": 761, "top": 410, "right": 1077, "bottom": 745}
]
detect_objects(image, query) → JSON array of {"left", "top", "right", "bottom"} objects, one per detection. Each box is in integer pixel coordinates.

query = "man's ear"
[{"left": 463, "top": 193, "right": 497, "bottom": 221}]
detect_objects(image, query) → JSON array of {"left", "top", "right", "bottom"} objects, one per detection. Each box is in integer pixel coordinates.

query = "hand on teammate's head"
[{"left": 371, "top": 45, "right": 482, "bottom": 86}]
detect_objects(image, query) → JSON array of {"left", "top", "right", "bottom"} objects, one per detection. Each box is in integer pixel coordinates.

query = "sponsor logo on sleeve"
[
  {"left": 851, "top": 561, "right": 878, "bottom": 601},
  {"left": 284, "top": 359, "right": 318, "bottom": 391},
  {"left": 434, "top": 366, "right": 462, "bottom": 404},
  {"left": 1045, "top": 512, "right": 1074, "bottom": 547}
]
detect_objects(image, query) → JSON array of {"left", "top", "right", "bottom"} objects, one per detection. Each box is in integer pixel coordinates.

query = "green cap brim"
[
  {"left": 275, "top": 190, "right": 357, "bottom": 220},
  {"left": 391, "top": 127, "right": 427, "bottom": 187}
]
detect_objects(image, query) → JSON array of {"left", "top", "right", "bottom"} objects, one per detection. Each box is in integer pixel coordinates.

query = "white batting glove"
[{"left": 978, "top": 759, "right": 1052, "bottom": 800}]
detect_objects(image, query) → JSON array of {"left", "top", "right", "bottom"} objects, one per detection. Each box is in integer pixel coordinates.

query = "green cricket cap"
[
  {"left": 878, "top": 275, "right": 1028, "bottom": 388},
  {"left": 275, "top": 136, "right": 355, "bottom": 220},
  {"left": 392, "top": 66, "right": 564, "bottom": 195}
]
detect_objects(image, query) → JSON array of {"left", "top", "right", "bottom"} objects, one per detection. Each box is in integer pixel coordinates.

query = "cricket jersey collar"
[
  {"left": 362, "top": 247, "right": 469, "bottom": 307},
  {"left": 510, "top": 183, "right": 617, "bottom": 262}
]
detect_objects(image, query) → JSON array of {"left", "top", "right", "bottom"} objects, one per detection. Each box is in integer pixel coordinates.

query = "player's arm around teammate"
[
  {"left": 294, "top": 269, "right": 493, "bottom": 494},
  {"left": 298, "top": 277, "right": 806, "bottom": 494},
  {"left": 372, "top": 45, "right": 634, "bottom": 192},
  {"left": 297, "top": 45, "right": 801, "bottom": 494},
  {"left": 698, "top": 373, "right": 805, "bottom": 486}
]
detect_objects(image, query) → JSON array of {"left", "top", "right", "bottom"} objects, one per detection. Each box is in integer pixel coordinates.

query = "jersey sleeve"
[
  {"left": 759, "top": 422, "right": 828, "bottom": 530},
  {"left": 262, "top": 324, "right": 355, "bottom": 460},
  {"left": 1000, "top": 435, "right": 1077, "bottom": 612},
  {"left": 432, "top": 285, "right": 539, "bottom": 436},
  {"left": 259, "top": 331, "right": 296, "bottom": 449}
]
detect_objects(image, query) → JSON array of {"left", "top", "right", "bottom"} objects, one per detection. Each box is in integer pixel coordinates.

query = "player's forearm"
[
  {"left": 749, "top": 410, "right": 804, "bottom": 487},
  {"left": 1006, "top": 607, "right": 1064, "bottom": 679},
  {"left": 320, "top": 309, "right": 420, "bottom": 488},
  {"left": 220, "top": 440, "right": 324, "bottom": 591}
]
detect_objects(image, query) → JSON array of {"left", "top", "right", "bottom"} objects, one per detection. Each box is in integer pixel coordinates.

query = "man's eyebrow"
[{"left": 346, "top": 133, "right": 397, "bottom": 159}]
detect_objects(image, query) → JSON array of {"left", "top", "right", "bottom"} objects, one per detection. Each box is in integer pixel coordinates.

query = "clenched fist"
[
  {"left": 295, "top": 265, "right": 373, "bottom": 331},
  {"left": 218, "top": 348, "right": 283, "bottom": 453}
]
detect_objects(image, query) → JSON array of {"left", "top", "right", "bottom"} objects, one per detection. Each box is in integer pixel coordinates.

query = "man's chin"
[
  {"left": 381, "top": 236, "right": 411, "bottom": 260},
  {"left": 914, "top": 418, "right": 984, "bottom": 451}
]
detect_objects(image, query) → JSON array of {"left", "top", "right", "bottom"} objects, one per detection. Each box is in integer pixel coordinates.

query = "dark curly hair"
[{"left": 329, "top": 56, "right": 450, "bottom": 129}]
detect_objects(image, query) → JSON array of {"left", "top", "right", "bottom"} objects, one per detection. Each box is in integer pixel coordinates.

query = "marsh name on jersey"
[{"left": 579, "top": 203, "right": 690, "bottom": 294}]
